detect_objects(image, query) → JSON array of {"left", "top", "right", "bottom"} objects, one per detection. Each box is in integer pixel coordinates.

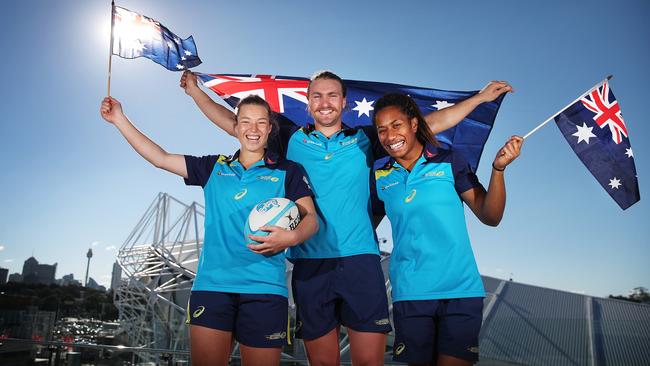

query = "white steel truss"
[{"left": 114, "top": 193, "right": 203, "bottom": 363}]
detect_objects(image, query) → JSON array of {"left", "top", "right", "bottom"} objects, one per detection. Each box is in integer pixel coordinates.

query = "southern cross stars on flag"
[
  {"left": 111, "top": 6, "right": 201, "bottom": 71},
  {"left": 196, "top": 73, "right": 505, "bottom": 171},
  {"left": 554, "top": 81, "right": 639, "bottom": 210}
]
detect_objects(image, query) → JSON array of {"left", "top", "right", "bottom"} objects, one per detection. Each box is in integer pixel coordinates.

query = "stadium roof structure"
[{"left": 478, "top": 276, "right": 650, "bottom": 366}]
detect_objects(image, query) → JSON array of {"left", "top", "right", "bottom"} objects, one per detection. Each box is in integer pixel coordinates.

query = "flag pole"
[
  {"left": 522, "top": 75, "right": 613, "bottom": 140},
  {"left": 107, "top": 0, "right": 115, "bottom": 97}
]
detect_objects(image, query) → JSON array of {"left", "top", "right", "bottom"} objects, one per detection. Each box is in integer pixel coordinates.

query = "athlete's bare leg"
[
  {"left": 348, "top": 328, "right": 386, "bottom": 366},
  {"left": 303, "top": 327, "right": 341, "bottom": 366},
  {"left": 190, "top": 325, "right": 233, "bottom": 366},
  {"left": 240, "top": 344, "right": 282, "bottom": 366},
  {"left": 436, "top": 353, "right": 473, "bottom": 366}
]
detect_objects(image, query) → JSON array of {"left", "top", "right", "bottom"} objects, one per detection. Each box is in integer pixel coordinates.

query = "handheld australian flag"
[
  {"left": 196, "top": 73, "right": 505, "bottom": 171},
  {"left": 554, "top": 81, "right": 639, "bottom": 210},
  {"left": 111, "top": 5, "right": 201, "bottom": 71}
]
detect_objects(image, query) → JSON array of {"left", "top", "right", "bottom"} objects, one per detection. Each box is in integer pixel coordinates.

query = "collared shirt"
[
  {"left": 272, "top": 121, "right": 386, "bottom": 259},
  {"left": 184, "top": 150, "right": 312, "bottom": 297},
  {"left": 372, "top": 144, "right": 486, "bottom": 301}
]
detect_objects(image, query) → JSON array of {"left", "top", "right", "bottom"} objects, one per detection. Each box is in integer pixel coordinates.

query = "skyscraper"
[
  {"left": 21, "top": 257, "right": 56, "bottom": 285},
  {"left": 0, "top": 267, "right": 8, "bottom": 285},
  {"left": 111, "top": 261, "right": 122, "bottom": 292}
]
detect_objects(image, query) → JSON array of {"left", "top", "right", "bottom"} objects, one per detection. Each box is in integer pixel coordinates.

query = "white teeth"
[
  {"left": 319, "top": 109, "right": 332, "bottom": 115},
  {"left": 389, "top": 141, "right": 405, "bottom": 150},
  {"left": 246, "top": 135, "right": 260, "bottom": 141}
]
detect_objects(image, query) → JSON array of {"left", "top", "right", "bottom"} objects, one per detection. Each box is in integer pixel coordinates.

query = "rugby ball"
[{"left": 245, "top": 198, "right": 301, "bottom": 243}]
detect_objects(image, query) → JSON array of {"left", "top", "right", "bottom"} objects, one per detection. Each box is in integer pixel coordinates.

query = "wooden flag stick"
[
  {"left": 522, "top": 75, "right": 613, "bottom": 140},
  {"left": 107, "top": 0, "right": 115, "bottom": 96}
]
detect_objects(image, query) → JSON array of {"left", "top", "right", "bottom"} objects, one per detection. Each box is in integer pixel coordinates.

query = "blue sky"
[{"left": 0, "top": 0, "right": 648, "bottom": 296}]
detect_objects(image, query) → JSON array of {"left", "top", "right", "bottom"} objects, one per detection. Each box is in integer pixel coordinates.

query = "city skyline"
[{"left": 0, "top": 0, "right": 648, "bottom": 297}]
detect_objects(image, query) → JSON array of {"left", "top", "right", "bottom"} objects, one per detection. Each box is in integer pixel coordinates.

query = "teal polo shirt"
[
  {"left": 372, "top": 144, "right": 486, "bottom": 302},
  {"left": 184, "top": 150, "right": 312, "bottom": 297},
  {"left": 273, "top": 123, "right": 386, "bottom": 259}
]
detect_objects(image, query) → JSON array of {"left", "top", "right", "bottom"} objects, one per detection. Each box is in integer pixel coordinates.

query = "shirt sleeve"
[
  {"left": 369, "top": 169, "right": 386, "bottom": 217},
  {"left": 360, "top": 125, "right": 388, "bottom": 160},
  {"left": 451, "top": 150, "right": 483, "bottom": 195},
  {"left": 283, "top": 161, "right": 314, "bottom": 202},
  {"left": 184, "top": 155, "right": 219, "bottom": 187}
]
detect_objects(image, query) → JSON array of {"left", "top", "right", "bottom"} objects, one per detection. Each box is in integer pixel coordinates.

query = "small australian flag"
[{"left": 554, "top": 81, "right": 639, "bottom": 210}]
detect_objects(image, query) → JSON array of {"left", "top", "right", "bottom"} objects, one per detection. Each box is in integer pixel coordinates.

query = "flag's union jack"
[
  {"left": 581, "top": 81, "right": 628, "bottom": 144},
  {"left": 202, "top": 74, "right": 308, "bottom": 113}
]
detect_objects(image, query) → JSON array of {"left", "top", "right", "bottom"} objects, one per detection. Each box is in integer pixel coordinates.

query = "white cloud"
[
  {"left": 0, "top": 245, "right": 5, "bottom": 251},
  {"left": 4, "top": 259, "right": 13, "bottom": 263},
  {"left": 91, "top": 241, "right": 101, "bottom": 247},
  {"left": 105, "top": 245, "right": 117, "bottom": 251}
]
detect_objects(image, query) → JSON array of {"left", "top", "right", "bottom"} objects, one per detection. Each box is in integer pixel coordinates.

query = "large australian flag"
[
  {"left": 112, "top": 6, "right": 201, "bottom": 71},
  {"left": 554, "top": 81, "right": 639, "bottom": 210},
  {"left": 196, "top": 74, "right": 504, "bottom": 171}
]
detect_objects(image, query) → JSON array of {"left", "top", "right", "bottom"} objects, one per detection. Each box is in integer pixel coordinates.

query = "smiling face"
[
  {"left": 375, "top": 106, "right": 423, "bottom": 164},
  {"left": 234, "top": 104, "right": 272, "bottom": 154},
  {"left": 307, "top": 78, "right": 346, "bottom": 129}
]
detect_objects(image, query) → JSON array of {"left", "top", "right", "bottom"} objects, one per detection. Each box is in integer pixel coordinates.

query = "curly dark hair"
[{"left": 373, "top": 93, "right": 438, "bottom": 147}]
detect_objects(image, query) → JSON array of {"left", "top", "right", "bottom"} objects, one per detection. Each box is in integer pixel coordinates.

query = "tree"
[{"left": 609, "top": 286, "right": 650, "bottom": 304}]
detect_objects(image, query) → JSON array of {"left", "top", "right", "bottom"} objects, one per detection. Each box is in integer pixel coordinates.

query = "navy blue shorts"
[
  {"left": 392, "top": 298, "right": 483, "bottom": 363},
  {"left": 291, "top": 254, "right": 392, "bottom": 340},
  {"left": 187, "top": 291, "right": 289, "bottom": 348}
]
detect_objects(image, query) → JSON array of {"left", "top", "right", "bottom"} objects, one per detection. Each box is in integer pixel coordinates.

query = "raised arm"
[
  {"left": 100, "top": 97, "right": 188, "bottom": 178},
  {"left": 180, "top": 70, "right": 237, "bottom": 136},
  {"left": 425, "top": 81, "right": 513, "bottom": 134},
  {"left": 247, "top": 196, "right": 320, "bottom": 255},
  {"left": 460, "top": 135, "right": 523, "bottom": 226}
]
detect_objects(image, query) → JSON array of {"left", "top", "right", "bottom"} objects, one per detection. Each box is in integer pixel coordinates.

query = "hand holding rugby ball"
[{"left": 245, "top": 198, "right": 301, "bottom": 254}]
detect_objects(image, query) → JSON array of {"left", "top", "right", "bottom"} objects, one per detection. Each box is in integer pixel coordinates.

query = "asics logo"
[
  {"left": 193, "top": 306, "right": 205, "bottom": 318},
  {"left": 404, "top": 189, "right": 417, "bottom": 203},
  {"left": 234, "top": 188, "right": 248, "bottom": 200}
]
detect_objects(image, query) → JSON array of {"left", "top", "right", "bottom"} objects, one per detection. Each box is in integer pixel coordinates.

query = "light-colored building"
[
  {"left": 57, "top": 273, "right": 81, "bottom": 287},
  {"left": 110, "top": 261, "right": 122, "bottom": 292}
]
